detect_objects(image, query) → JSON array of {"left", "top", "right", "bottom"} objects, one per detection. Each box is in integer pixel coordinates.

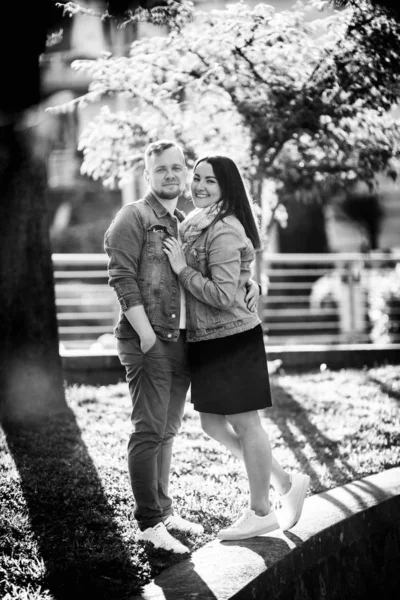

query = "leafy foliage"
[
  {"left": 50, "top": 0, "right": 400, "bottom": 201},
  {"left": 58, "top": 0, "right": 194, "bottom": 29}
]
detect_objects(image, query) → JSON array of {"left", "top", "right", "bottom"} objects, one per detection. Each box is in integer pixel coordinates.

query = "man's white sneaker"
[
  {"left": 164, "top": 514, "right": 204, "bottom": 535},
  {"left": 136, "top": 522, "right": 190, "bottom": 553},
  {"left": 217, "top": 509, "right": 279, "bottom": 541},
  {"left": 276, "top": 473, "right": 310, "bottom": 531}
]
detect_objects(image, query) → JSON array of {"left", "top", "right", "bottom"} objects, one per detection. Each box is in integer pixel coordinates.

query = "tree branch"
[{"left": 231, "top": 45, "right": 272, "bottom": 86}]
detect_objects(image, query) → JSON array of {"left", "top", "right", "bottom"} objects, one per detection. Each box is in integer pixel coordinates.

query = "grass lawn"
[{"left": 1, "top": 363, "right": 400, "bottom": 600}]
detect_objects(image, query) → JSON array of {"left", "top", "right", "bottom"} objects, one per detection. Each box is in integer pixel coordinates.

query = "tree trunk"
[
  {"left": 248, "top": 171, "right": 264, "bottom": 284},
  {"left": 278, "top": 194, "right": 329, "bottom": 253},
  {"left": 0, "top": 123, "right": 66, "bottom": 422}
]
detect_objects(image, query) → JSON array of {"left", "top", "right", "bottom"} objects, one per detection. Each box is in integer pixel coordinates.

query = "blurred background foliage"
[{"left": 42, "top": 0, "right": 400, "bottom": 255}]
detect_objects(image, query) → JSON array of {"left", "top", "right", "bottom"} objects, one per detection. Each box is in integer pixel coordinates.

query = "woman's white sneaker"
[
  {"left": 136, "top": 522, "right": 190, "bottom": 553},
  {"left": 276, "top": 473, "right": 310, "bottom": 531},
  {"left": 217, "top": 509, "right": 279, "bottom": 541}
]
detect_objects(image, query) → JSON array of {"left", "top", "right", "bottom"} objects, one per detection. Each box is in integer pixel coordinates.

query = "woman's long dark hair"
[{"left": 193, "top": 155, "right": 262, "bottom": 250}]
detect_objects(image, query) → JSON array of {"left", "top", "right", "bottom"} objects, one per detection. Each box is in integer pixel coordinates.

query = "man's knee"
[{"left": 128, "top": 429, "right": 163, "bottom": 454}]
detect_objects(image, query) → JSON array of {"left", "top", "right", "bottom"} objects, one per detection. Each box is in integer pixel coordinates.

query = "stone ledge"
[
  {"left": 132, "top": 467, "right": 400, "bottom": 600},
  {"left": 265, "top": 343, "right": 400, "bottom": 372},
  {"left": 60, "top": 344, "right": 400, "bottom": 385}
]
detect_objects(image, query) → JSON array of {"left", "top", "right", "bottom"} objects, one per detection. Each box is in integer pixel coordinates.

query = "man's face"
[{"left": 145, "top": 147, "right": 187, "bottom": 201}]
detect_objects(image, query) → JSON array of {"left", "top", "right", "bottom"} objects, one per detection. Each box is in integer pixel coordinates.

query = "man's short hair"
[{"left": 144, "top": 139, "right": 185, "bottom": 169}]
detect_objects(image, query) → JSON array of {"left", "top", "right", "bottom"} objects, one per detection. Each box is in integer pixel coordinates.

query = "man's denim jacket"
[
  {"left": 104, "top": 193, "right": 185, "bottom": 342},
  {"left": 178, "top": 215, "right": 261, "bottom": 342}
]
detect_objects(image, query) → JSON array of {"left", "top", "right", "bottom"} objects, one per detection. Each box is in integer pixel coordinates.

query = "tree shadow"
[
  {"left": 316, "top": 476, "right": 396, "bottom": 520},
  {"left": 265, "top": 382, "right": 387, "bottom": 515},
  {"left": 221, "top": 530, "right": 304, "bottom": 559},
  {"left": 135, "top": 559, "right": 220, "bottom": 600},
  {"left": 1, "top": 405, "right": 149, "bottom": 600},
  {"left": 140, "top": 533, "right": 300, "bottom": 600},
  {"left": 367, "top": 374, "right": 400, "bottom": 403}
]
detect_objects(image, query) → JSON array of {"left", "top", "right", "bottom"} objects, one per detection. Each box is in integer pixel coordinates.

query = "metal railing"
[
  {"left": 261, "top": 252, "right": 400, "bottom": 346},
  {"left": 54, "top": 254, "right": 117, "bottom": 350},
  {"left": 53, "top": 252, "right": 400, "bottom": 350}
]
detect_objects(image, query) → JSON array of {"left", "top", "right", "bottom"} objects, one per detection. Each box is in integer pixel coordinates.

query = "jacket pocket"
[{"left": 147, "top": 225, "right": 171, "bottom": 260}]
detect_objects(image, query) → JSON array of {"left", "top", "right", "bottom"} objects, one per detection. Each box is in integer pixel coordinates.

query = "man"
[{"left": 104, "top": 140, "right": 259, "bottom": 553}]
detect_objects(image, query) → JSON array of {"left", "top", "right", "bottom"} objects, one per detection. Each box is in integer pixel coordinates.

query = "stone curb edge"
[{"left": 132, "top": 467, "right": 400, "bottom": 600}]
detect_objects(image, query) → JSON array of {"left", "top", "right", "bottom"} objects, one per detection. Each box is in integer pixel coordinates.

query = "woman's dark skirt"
[{"left": 188, "top": 324, "right": 272, "bottom": 415}]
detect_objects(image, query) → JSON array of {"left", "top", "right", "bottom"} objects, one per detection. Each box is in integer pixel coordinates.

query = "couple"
[{"left": 104, "top": 139, "right": 310, "bottom": 554}]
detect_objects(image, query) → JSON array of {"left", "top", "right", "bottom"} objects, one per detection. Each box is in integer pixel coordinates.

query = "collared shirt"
[{"left": 175, "top": 215, "right": 186, "bottom": 329}]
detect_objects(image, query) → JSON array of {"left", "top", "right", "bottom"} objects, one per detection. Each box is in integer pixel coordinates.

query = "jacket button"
[
  {"left": 171, "top": 314, "right": 176, "bottom": 318},
  {"left": 167, "top": 333, "right": 172, "bottom": 338}
]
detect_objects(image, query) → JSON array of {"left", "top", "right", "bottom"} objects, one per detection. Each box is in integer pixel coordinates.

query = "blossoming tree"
[{"left": 52, "top": 0, "right": 400, "bottom": 256}]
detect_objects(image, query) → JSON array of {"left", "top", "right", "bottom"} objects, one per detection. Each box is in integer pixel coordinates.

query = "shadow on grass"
[
  {"left": 267, "top": 383, "right": 387, "bottom": 516},
  {"left": 367, "top": 374, "right": 400, "bottom": 402},
  {"left": 1, "top": 405, "right": 150, "bottom": 600}
]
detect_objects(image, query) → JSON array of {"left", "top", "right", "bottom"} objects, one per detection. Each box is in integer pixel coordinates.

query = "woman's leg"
[
  {"left": 225, "top": 410, "right": 272, "bottom": 516},
  {"left": 199, "top": 412, "right": 291, "bottom": 496},
  {"left": 271, "top": 458, "right": 291, "bottom": 496},
  {"left": 199, "top": 412, "right": 242, "bottom": 459}
]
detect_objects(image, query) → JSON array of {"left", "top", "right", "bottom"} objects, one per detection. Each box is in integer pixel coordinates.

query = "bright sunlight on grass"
[{"left": 1, "top": 364, "right": 399, "bottom": 599}]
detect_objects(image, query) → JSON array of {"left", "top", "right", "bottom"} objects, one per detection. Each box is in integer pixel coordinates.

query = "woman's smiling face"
[{"left": 191, "top": 161, "right": 222, "bottom": 209}]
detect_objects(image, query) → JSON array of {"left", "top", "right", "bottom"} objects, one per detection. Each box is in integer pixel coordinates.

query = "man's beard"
[{"left": 156, "top": 185, "right": 183, "bottom": 200}]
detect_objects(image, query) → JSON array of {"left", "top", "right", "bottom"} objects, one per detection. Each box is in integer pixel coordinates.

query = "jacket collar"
[{"left": 144, "top": 192, "right": 186, "bottom": 222}]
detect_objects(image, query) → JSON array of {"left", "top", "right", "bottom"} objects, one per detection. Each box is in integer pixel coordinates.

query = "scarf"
[{"left": 179, "top": 203, "right": 220, "bottom": 251}]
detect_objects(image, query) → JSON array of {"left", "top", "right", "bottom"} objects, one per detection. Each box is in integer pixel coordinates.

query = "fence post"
[{"left": 337, "top": 260, "right": 366, "bottom": 342}]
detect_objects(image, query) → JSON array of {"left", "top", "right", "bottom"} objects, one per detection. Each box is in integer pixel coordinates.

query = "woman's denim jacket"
[
  {"left": 104, "top": 193, "right": 185, "bottom": 342},
  {"left": 178, "top": 215, "right": 261, "bottom": 342}
]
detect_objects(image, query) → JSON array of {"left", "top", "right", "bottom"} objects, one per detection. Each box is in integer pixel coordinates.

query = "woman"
[{"left": 163, "top": 155, "right": 309, "bottom": 540}]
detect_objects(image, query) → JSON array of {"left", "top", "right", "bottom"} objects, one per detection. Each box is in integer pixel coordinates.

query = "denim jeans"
[{"left": 117, "top": 331, "right": 190, "bottom": 531}]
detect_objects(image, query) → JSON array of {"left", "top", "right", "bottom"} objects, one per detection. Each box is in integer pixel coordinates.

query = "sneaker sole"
[
  {"left": 138, "top": 542, "right": 189, "bottom": 553},
  {"left": 281, "top": 474, "right": 310, "bottom": 530},
  {"left": 165, "top": 526, "right": 204, "bottom": 535},
  {"left": 166, "top": 546, "right": 190, "bottom": 554},
  {"left": 135, "top": 535, "right": 190, "bottom": 554},
  {"left": 217, "top": 519, "right": 280, "bottom": 541}
]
